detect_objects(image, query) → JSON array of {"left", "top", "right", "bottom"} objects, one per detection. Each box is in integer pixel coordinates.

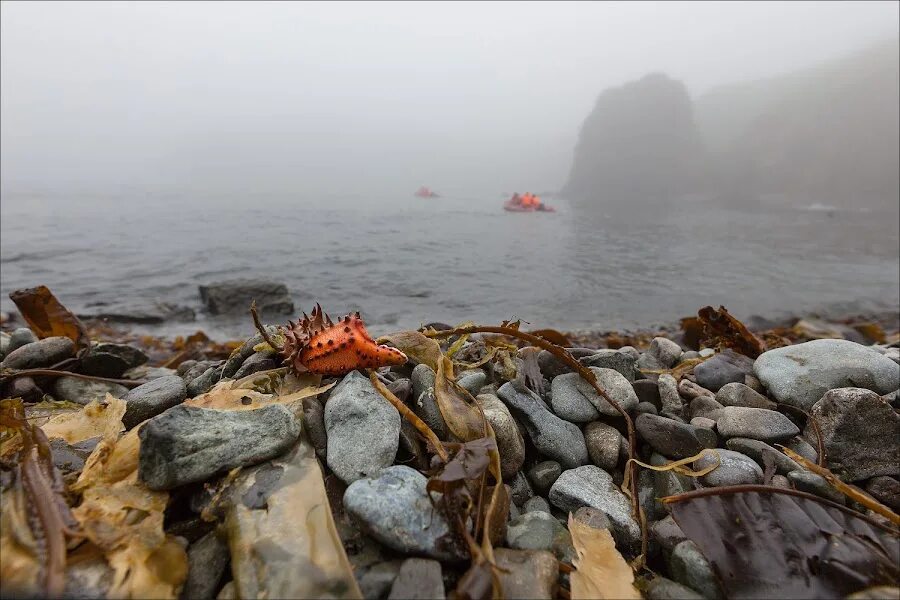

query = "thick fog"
[{"left": 2, "top": 1, "right": 897, "bottom": 198}]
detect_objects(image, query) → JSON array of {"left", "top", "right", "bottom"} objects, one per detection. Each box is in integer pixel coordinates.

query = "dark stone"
[
  {"left": 528, "top": 461, "right": 563, "bottom": 496},
  {"left": 187, "top": 364, "right": 225, "bottom": 397},
  {"left": 694, "top": 350, "right": 754, "bottom": 392},
  {"left": 138, "top": 404, "right": 300, "bottom": 490},
  {"left": 633, "top": 379, "right": 662, "bottom": 409},
  {"left": 199, "top": 279, "right": 294, "bottom": 316},
  {"left": 635, "top": 413, "right": 717, "bottom": 459},
  {"left": 388, "top": 558, "right": 445, "bottom": 600},
  {"left": 865, "top": 476, "right": 900, "bottom": 512},
  {"left": 181, "top": 531, "right": 230, "bottom": 600},
  {"left": 1, "top": 336, "right": 75, "bottom": 369},
  {"left": 233, "top": 352, "right": 278, "bottom": 379},
  {"left": 302, "top": 397, "right": 328, "bottom": 461},
  {"left": 122, "top": 375, "right": 187, "bottom": 429}
]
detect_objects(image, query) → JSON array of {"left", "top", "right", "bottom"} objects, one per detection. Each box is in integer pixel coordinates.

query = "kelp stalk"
[{"left": 423, "top": 325, "right": 645, "bottom": 566}]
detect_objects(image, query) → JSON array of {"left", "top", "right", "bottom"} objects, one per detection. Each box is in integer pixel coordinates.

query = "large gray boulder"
[{"left": 754, "top": 339, "right": 899, "bottom": 410}]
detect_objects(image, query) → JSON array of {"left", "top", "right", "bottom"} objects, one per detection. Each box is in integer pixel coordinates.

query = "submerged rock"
[
  {"left": 199, "top": 279, "right": 294, "bottom": 316},
  {"left": 325, "top": 371, "right": 400, "bottom": 484},
  {"left": 138, "top": 404, "right": 300, "bottom": 490},
  {"left": 754, "top": 339, "right": 900, "bottom": 410}
]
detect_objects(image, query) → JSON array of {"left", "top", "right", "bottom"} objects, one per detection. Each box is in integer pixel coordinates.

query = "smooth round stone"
[
  {"left": 636, "top": 401, "right": 659, "bottom": 415},
  {"left": 550, "top": 367, "right": 639, "bottom": 422},
  {"left": 633, "top": 379, "right": 662, "bottom": 409},
  {"left": 715, "top": 382, "right": 776, "bottom": 410},
  {"left": 527, "top": 461, "right": 562, "bottom": 495},
  {"left": 523, "top": 496, "right": 551, "bottom": 514},
  {"left": 725, "top": 438, "right": 802, "bottom": 475},
  {"left": 505, "top": 511, "right": 574, "bottom": 561},
  {"left": 584, "top": 421, "right": 624, "bottom": 471},
  {"left": 343, "top": 466, "right": 464, "bottom": 560},
  {"left": 457, "top": 370, "right": 487, "bottom": 395},
  {"left": 690, "top": 417, "right": 716, "bottom": 430},
  {"left": 54, "top": 376, "right": 129, "bottom": 405},
  {"left": 670, "top": 541, "right": 723, "bottom": 600},
  {"left": 689, "top": 396, "right": 724, "bottom": 420},
  {"left": 694, "top": 351, "right": 754, "bottom": 392},
  {"left": 694, "top": 449, "right": 763, "bottom": 487},
  {"left": 715, "top": 406, "right": 799, "bottom": 443},
  {"left": 754, "top": 339, "right": 900, "bottom": 410},
  {"left": 635, "top": 413, "right": 717, "bottom": 459},
  {"left": 121, "top": 375, "right": 187, "bottom": 429},
  {"left": 1, "top": 336, "right": 75, "bottom": 369},
  {"left": 478, "top": 394, "right": 525, "bottom": 480},
  {"left": 787, "top": 471, "right": 845, "bottom": 504},
  {"left": 7, "top": 328, "right": 38, "bottom": 353},
  {"left": 646, "top": 577, "right": 704, "bottom": 600}
]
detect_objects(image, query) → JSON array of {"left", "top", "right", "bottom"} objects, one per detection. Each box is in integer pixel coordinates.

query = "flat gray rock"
[
  {"left": 754, "top": 339, "right": 900, "bottom": 410},
  {"left": 343, "top": 465, "right": 465, "bottom": 561},
  {"left": 580, "top": 349, "right": 638, "bottom": 382},
  {"left": 584, "top": 421, "right": 625, "bottom": 471},
  {"left": 527, "top": 461, "right": 562, "bottom": 496},
  {"left": 549, "top": 465, "right": 640, "bottom": 553},
  {"left": 198, "top": 279, "right": 293, "bottom": 316},
  {"left": 505, "top": 511, "right": 574, "bottom": 561},
  {"left": 670, "top": 541, "right": 722, "bottom": 599},
  {"left": 787, "top": 471, "right": 845, "bottom": 504},
  {"left": 715, "top": 382, "right": 776, "bottom": 410},
  {"left": 694, "top": 350, "right": 754, "bottom": 392},
  {"left": 694, "top": 449, "right": 763, "bottom": 487},
  {"left": 806, "top": 387, "right": 900, "bottom": 481},
  {"left": 325, "top": 371, "right": 400, "bottom": 484},
  {"left": 138, "top": 404, "right": 300, "bottom": 490},
  {"left": 715, "top": 406, "right": 799, "bottom": 443},
  {"left": 122, "top": 375, "right": 186, "bottom": 429},
  {"left": 635, "top": 413, "right": 717, "bottom": 459},
  {"left": 54, "top": 376, "right": 129, "bottom": 405},
  {"left": 498, "top": 382, "right": 588, "bottom": 469},
  {"left": 725, "top": 438, "right": 802, "bottom": 475},
  {"left": 1, "top": 336, "right": 75, "bottom": 369}
]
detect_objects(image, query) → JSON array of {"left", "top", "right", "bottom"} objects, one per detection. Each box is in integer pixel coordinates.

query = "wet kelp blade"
[
  {"left": 697, "top": 305, "right": 766, "bottom": 358},
  {"left": 665, "top": 486, "right": 900, "bottom": 599},
  {"left": 568, "top": 514, "right": 640, "bottom": 600},
  {"left": 378, "top": 330, "right": 443, "bottom": 371},
  {"left": 9, "top": 285, "right": 89, "bottom": 350}
]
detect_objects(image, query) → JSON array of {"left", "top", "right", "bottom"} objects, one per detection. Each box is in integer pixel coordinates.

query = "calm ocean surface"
[{"left": 1, "top": 191, "right": 898, "bottom": 340}]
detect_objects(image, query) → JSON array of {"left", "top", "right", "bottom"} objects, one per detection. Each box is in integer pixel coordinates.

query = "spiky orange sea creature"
[{"left": 252, "top": 303, "right": 407, "bottom": 376}]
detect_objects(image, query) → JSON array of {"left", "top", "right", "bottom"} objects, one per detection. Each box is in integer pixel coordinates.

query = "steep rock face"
[{"left": 563, "top": 73, "right": 706, "bottom": 200}]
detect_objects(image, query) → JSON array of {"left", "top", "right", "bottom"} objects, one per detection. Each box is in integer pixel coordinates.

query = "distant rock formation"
[
  {"left": 563, "top": 73, "right": 706, "bottom": 200},
  {"left": 698, "top": 38, "right": 899, "bottom": 210}
]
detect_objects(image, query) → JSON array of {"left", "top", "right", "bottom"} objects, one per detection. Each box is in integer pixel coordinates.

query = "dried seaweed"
[
  {"left": 664, "top": 486, "right": 900, "bottom": 599},
  {"left": 9, "top": 285, "right": 89, "bottom": 351},
  {"left": 569, "top": 514, "right": 640, "bottom": 599},
  {"left": 423, "top": 323, "right": 646, "bottom": 568},
  {"left": 0, "top": 397, "right": 81, "bottom": 598},
  {"left": 696, "top": 305, "right": 767, "bottom": 358}
]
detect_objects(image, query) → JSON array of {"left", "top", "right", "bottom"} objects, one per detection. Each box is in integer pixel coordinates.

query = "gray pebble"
[
  {"left": 54, "top": 377, "right": 129, "bottom": 405},
  {"left": 670, "top": 540, "right": 722, "bottom": 599},
  {"left": 715, "top": 382, "right": 776, "bottom": 410},
  {"left": 122, "top": 375, "right": 187, "bottom": 429},
  {"left": 715, "top": 406, "right": 799, "bottom": 443},
  {"left": 787, "top": 471, "right": 845, "bottom": 504},
  {"left": 694, "top": 449, "right": 763, "bottom": 487},
  {"left": 527, "top": 461, "right": 562, "bottom": 496},
  {"left": 635, "top": 413, "right": 717, "bottom": 459},
  {"left": 725, "top": 438, "right": 802, "bottom": 475},
  {"left": 1, "top": 336, "right": 75, "bottom": 369}
]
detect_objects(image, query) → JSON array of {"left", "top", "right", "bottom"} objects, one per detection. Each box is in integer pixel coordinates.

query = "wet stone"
[
  {"left": 343, "top": 466, "right": 465, "bottom": 561},
  {"left": 410, "top": 364, "right": 436, "bottom": 399},
  {"left": 325, "top": 371, "right": 401, "bottom": 485},
  {"left": 509, "top": 470, "right": 535, "bottom": 506},
  {"left": 537, "top": 348, "right": 598, "bottom": 379},
  {"left": 457, "top": 370, "right": 487, "bottom": 395},
  {"left": 7, "top": 328, "right": 38, "bottom": 353},
  {"left": 498, "top": 382, "right": 589, "bottom": 469},
  {"left": 785, "top": 436, "right": 818, "bottom": 464},
  {"left": 186, "top": 364, "right": 225, "bottom": 397},
  {"left": 678, "top": 379, "right": 714, "bottom": 401},
  {"left": 669, "top": 540, "right": 723, "bottom": 600},
  {"left": 865, "top": 476, "right": 900, "bottom": 512},
  {"left": 754, "top": 339, "right": 900, "bottom": 410},
  {"left": 527, "top": 461, "right": 562, "bottom": 496},
  {"left": 54, "top": 377, "right": 129, "bottom": 405},
  {"left": 550, "top": 367, "right": 639, "bottom": 422},
  {"left": 221, "top": 326, "right": 279, "bottom": 378},
  {"left": 635, "top": 414, "right": 717, "bottom": 459},
  {"left": 787, "top": 471, "right": 845, "bottom": 504},
  {"left": 138, "top": 404, "right": 300, "bottom": 490},
  {"left": 694, "top": 350, "right": 754, "bottom": 392},
  {"left": 478, "top": 393, "right": 525, "bottom": 480},
  {"left": 650, "top": 514, "right": 687, "bottom": 554},
  {"left": 549, "top": 465, "right": 640, "bottom": 553},
  {"left": 714, "top": 406, "right": 799, "bottom": 443},
  {"left": 387, "top": 558, "right": 445, "bottom": 600},
  {"left": 493, "top": 549, "right": 557, "bottom": 600},
  {"left": 233, "top": 352, "right": 278, "bottom": 379},
  {"left": 414, "top": 390, "right": 449, "bottom": 441},
  {"left": 122, "top": 375, "right": 187, "bottom": 429},
  {"left": 646, "top": 577, "right": 705, "bottom": 600},
  {"left": 579, "top": 349, "right": 638, "bottom": 382},
  {"left": 636, "top": 401, "right": 659, "bottom": 415},
  {"left": 1, "top": 336, "right": 75, "bottom": 369},
  {"left": 523, "top": 496, "right": 551, "bottom": 514},
  {"left": 689, "top": 417, "right": 716, "bottom": 430},
  {"left": 302, "top": 397, "right": 328, "bottom": 461},
  {"left": 715, "top": 382, "right": 776, "bottom": 410},
  {"left": 507, "top": 511, "right": 575, "bottom": 562},
  {"left": 182, "top": 530, "right": 230, "bottom": 600},
  {"left": 807, "top": 387, "right": 900, "bottom": 481},
  {"left": 725, "top": 438, "right": 801, "bottom": 475},
  {"left": 688, "top": 396, "right": 724, "bottom": 420},
  {"left": 584, "top": 421, "right": 624, "bottom": 471},
  {"left": 694, "top": 449, "right": 763, "bottom": 487}
]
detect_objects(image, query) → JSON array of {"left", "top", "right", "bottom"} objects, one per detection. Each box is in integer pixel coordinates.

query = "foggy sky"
[{"left": 2, "top": 1, "right": 897, "bottom": 198}]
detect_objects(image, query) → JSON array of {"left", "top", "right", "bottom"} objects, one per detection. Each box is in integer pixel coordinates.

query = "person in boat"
[{"left": 510, "top": 192, "right": 522, "bottom": 206}]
